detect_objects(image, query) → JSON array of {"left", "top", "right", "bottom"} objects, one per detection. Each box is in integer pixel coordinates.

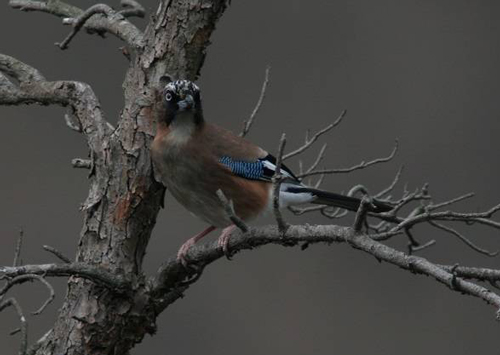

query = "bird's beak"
[{"left": 177, "top": 94, "right": 194, "bottom": 111}]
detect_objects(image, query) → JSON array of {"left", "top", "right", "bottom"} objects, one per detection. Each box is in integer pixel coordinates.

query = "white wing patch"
[
  {"left": 265, "top": 182, "right": 315, "bottom": 212},
  {"left": 261, "top": 160, "right": 294, "bottom": 179}
]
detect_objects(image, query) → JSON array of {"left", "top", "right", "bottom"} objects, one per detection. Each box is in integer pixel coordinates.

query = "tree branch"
[
  {"left": 0, "top": 297, "right": 27, "bottom": 355},
  {"left": 272, "top": 133, "right": 289, "bottom": 233},
  {"left": 240, "top": 66, "right": 271, "bottom": 137},
  {"left": 57, "top": 4, "right": 143, "bottom": 50},
  {"left": 216, "top": 189, "right": 248, "bottom": 233},
  {"left": 13, "top": 230, "right": 23, "bottom": 267},
  {"left": 299, "top": 139, "right": 399, "bottom": 178},
  {"left": 0, "top": 274, "right": 55, "bottom": 316},
  {"left": 0, "top": 263, "right": 130, "bottom": 292},
  {"left": 9, "top": 0, "right": 143, "bottom": 48},
  {"left": 429, "top": 220, "right": 499, "bottom": 257},
  {"left": 118, "top": 0, "right": 145, "bottom": 18},
  {"left": 284, "top": 109, "right": 347, "bottom": 161},
  {"left": 42, "top": 245, "right": 72, "bottom": 263},
  {"left": 439, "top": 264, "right": 500, "bottom": 283},
  {"left": 149, "top": 224, "right": 500, "bottom": 318},
  {"left": 0, "top": 54, "right": 112, "bottom": 154}
]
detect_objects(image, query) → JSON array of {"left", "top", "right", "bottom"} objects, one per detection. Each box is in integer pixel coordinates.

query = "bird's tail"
[{"left": 287, "top": 187, "right": 392, "bottom": 213}]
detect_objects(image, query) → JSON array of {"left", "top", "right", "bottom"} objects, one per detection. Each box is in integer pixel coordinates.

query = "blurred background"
[{"left": 1, "top": 1, "right": 500, "bottom": 354}]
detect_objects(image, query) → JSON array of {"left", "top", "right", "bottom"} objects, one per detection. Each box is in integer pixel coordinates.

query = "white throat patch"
[{"left": 168, "top": 112, "right": 196, "bottom": 145}]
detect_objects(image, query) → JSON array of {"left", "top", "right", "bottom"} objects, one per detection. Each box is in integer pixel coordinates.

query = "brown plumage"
[
  {"left": 152, "top": 77, "right": 392, "bottom": 265},
  {"left": 152, "top": 121, "right": 271, "bottom": 227}
]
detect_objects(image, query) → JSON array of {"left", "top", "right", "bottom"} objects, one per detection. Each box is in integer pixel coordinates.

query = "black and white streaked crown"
[{"left": 164, "top": 80, "right": 200, "bottom": 97}]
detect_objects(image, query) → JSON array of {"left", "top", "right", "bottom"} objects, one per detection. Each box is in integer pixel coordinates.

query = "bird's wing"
[
  {"left": 219, "top": 153, "right": 299, "bottom": 183},
  {"left": 199, "top": 123, "right": 300, "bottom": 183}
]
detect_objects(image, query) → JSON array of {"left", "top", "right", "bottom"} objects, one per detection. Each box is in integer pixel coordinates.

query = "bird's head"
[{"left": 159, "top": 75, "right": 203, "bottom": 126}]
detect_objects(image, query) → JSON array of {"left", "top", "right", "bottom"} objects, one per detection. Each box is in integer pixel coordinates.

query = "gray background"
[{"left": 1, "top": 1, "right": 500, "bottom": 354}]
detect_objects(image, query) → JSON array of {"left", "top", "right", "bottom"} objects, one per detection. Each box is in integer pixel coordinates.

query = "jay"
[{"left": 151, "top": 76, "right": 392, "bottom": 265}]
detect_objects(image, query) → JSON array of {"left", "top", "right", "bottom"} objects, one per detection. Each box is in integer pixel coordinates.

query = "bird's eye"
[{"left": 165, "top": 92, "right": 173, "bottom": 101}]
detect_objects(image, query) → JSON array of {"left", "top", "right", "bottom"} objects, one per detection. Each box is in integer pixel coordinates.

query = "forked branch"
[
  {"left": 0, "top": 54, "right": 112, "bottom": 153},
  {"left": 283, "top": 109, "right": 347, "bottom": 161},
  {"left": 9, "top": 0, "right": 144, "bottom": 49},
  {"left": 57, "top": 4, "right": 143, "bottom": 49},
  {"left": 298, "top": 139, "right": 399, "bottom": 178},
  {"left": 0, "top": 238, "right": 133, "bottom": 355}
]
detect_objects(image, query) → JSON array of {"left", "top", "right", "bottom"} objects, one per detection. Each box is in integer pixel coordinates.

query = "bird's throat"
[{"left": 167, "top": 112, "right": 197, "bottom": 145}]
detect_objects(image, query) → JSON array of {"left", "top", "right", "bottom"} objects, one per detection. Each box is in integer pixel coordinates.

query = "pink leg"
[
  {"left": 177, "top": 225, "right": 217, "bottom": 267},
  {"left": 216, "top": 225, "right": 237, "bottom": 257}
]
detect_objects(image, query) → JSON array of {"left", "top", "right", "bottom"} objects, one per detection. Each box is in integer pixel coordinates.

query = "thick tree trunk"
[{"left": 35, "top": 2, "right": 230, "bottom": 354}]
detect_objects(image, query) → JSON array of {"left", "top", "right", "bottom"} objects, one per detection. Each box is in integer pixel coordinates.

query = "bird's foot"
[
  {"left": 217, "top": 225, "right": 237, "bottom": 259},
  {"left": 177, "top": 238, "right": 196, "bottom": 268},
  {"left": 177, "top": 225, "right": 217, "bottom": 268}
]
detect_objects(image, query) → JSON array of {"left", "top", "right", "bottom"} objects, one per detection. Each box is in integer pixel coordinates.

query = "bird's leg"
[
  {"left": 177, "top": 225, "right": 217, "bottom": 267},
  {"left": 217, "top": 225, "right": 237, "bottom": 258}
]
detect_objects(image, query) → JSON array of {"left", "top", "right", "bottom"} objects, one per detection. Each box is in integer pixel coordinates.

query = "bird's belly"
[{"left": 163, "top": 166, "right": 231, "bottom": 228}]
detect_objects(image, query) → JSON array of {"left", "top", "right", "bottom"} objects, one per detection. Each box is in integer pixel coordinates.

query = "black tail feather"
[{"left": 288, "top": 187, "right": 392, "bottom": 213}]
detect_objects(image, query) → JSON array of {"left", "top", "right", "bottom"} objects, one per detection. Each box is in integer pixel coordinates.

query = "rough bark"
[{"left": 33, "top": 2, "right": 230, "bottom": 354}]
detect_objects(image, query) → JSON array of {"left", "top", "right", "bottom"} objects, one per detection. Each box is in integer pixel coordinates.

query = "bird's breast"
[{"left": 152, "top": 128, "right": 272, "bottom": 227}]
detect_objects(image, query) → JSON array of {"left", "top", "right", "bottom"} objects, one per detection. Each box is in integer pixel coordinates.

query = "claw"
[
  {"left": 176, "top": 225, "right": 216, "bottom": 268},
  {"left": 177, "top": 239, "right": 195, "bottom": 267},
  {"left": 216, "top": 225, "right": 237, "bottom": 259}
]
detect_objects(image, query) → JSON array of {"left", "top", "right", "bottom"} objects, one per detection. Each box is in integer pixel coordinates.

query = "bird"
[{"left": 151, "top": 76, "right": 392, "bottom": 266}]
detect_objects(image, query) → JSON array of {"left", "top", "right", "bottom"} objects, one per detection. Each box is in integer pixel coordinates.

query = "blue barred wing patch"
[
  {"left": 219, "top": 154, "right": 300, "bottom": 183},
  {"left": 219, "top": 156, "right": 264, "bottom": 180}
]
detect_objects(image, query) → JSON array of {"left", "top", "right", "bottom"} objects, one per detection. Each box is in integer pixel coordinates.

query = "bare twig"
[
  {"left": 313, "top": 173, "right": 325, "bottom": 189},
  {"left": 57, "top": 5, "right": 118, "bottom": 49},
  {"left": 216, "top": 190, "right": 248, "bottom": 233},
  {"left": 405, "top": 227, "right": 420, "bottom": 248},
  {"left": 382, "top": 184, "right": 430, "bottom": 216},
  {"left": 10, "top": 0, "right": 81, "bottom": 18},
  {"left": 367, "top": 220, "right": 391, "bottom": 234},
  {"left": 299, "top": 139, "right": 398, "bottom": 178},
  {"left": 304, "top": 143, "right": 328, "bottom": 176},
  {"left": 240, "top": 66, "right": 271, "bottom": 137},
  {"left": 347, "top": 184, "right": 370, "bottom": 198},
  {"left": 374, "top": 166, "right": 404, "bottom": 199},
  {"left": 27, "top": 329, "right": 52, "bottom": 355},
  {"left": 394, "top": 202, "right": 500, "bottom": 231},
  {"left": 29, "top": 276, "right": 55, "bottom": 315},
  {"left": 13, "top": 229, "right": 23, "bottom": 267},
  {"left": 9, "top": 0, "right": 143, "bottom": 48},
  {"left": 0, "top": 263, "right": 130, "bottom": 292},
  {"left": 0, "top": 298, "right": 27, "bottom": 355},
  {"left": 284, "top": 109, "right": 347, "bottom": 160},
  {"left": 427, "top": 192, "right": 475, "bottom": 211},
  {"left": 272, "top": 133, "right": 289, "bottom": 234},
  {"left": 0, "top": 274, "right": 56, "bottom": 316},
  {"left": 353, "top": 196, "right": 371, "bottom": 232},
  {"left": 428, "top": 221, "right": 499, "bottom": 257},
  {"left": 322, "top": 207, "right": 348, "bottom": 219},
  {"left": 119, "top": 0, "right": 145, "bottom": 18},
  {"left": 410, "top": 239, "right": 437, "bottom": 253},
  {"left": 288, "top": 205, "right": 325, "bottom": 215},
  {"left": 0, "top": 54, "right": 112, "bottom": 157},
  {"left": 42, "top": 245, "right": 71, "bottom": 263}
]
